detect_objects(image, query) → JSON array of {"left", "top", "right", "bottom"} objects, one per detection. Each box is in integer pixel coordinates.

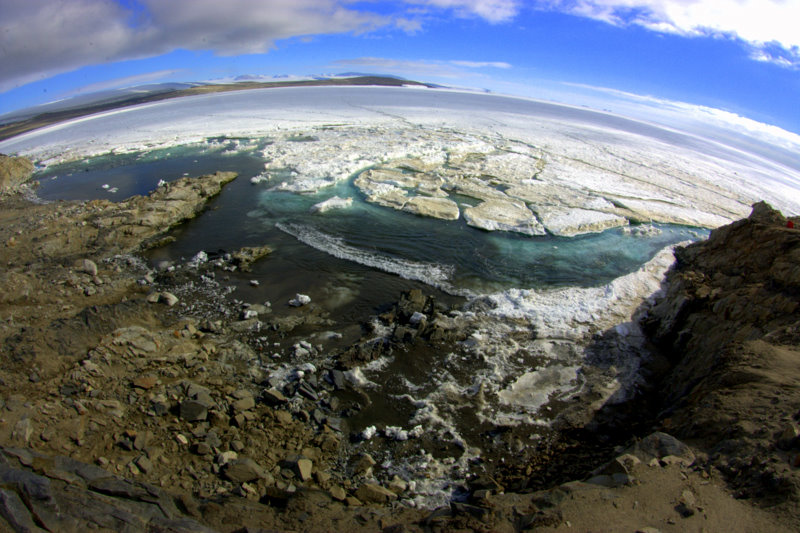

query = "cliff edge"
[{"left": 644, "top": 201, "right": 800, "bottom": 506}]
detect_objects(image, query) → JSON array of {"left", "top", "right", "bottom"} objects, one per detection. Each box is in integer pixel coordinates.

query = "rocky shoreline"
[{"left": 1, "top": 154, "right": 799, "bottom": 531}]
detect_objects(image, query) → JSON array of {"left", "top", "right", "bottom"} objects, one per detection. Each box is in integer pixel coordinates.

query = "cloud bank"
[
  {"left": 538, "top": 0, "right": 800, "bottom": 67},
  {"left": 0, "top": 0, "right": 796, "bottom": 95},
  {"left": 0, "top": 0, "right": 387, "bottom": 92}
]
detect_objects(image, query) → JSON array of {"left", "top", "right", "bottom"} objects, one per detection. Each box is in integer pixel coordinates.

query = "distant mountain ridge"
[{"left": 0, "top": 76, "right": 437, "bottom": 142}]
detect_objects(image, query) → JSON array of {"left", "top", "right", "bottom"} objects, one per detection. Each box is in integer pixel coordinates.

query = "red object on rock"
[{"left": 788, "top": 220, "right": 795, "bottom": 229}]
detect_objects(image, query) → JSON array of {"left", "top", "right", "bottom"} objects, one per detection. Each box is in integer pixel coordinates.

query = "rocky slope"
[
  {"left": 1, "top": 152, "right": 799, "bottom": 531},
  {"left": 0, "top": 154, "right": 34, "bottom": 192},
  {"left": 642, "top": 201, "right": 800, "bottom": 507}
]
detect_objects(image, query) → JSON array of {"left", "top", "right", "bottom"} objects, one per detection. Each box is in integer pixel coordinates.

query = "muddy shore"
[{"left": 1, "top": 155, "right": 799, "bottom": 531}]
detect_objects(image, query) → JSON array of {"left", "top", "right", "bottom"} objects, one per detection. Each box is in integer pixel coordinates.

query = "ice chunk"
[{"left": 289, "top": 293, "right": 311, "bottom": 307}]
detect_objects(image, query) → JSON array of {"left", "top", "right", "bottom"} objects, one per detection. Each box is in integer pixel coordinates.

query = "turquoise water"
[{"left": 34, "top": 140, "right": 706, "bottom": 297}]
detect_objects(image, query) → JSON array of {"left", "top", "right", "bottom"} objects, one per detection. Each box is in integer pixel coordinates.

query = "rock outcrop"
[
  {"left": 642, "top": 201, "right": 800, "bottom": 502},
  {"left": 0, "top": 153, "right": 35, "bottom": 193},
  {"left": 3, "top": 171, "right": 236, "bottom": 266}
]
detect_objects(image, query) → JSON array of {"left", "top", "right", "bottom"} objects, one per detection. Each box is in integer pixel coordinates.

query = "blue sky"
[{"left": 1, "top": 1, "right": 799, "bottom": 137}]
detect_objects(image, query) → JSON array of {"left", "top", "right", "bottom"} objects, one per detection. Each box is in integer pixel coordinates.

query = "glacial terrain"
[{"left": 2, "top": 86, "right": 800, "bottom": 529}]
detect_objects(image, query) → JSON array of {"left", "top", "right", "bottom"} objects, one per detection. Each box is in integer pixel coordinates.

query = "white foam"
[
  {"left": 276, "top": 222, "right": 457, "bottom": 292},
  {"left": 310, "top": 196, "right": 353, "bottom": 213},
  {"left": 482, "top": 244, "right": 679, "bottom": 339},
  {"left": 496, "top": 365, "right": 580, "bottom": 411}
]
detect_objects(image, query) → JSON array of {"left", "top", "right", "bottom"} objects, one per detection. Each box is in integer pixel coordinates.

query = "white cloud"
[
  {"left": 0, "top": 0, "right": 388, "bottom": 92},
  {"left": 451, "top": 60, "right": 512, "bottom": 69},
  {"left": 538, "top": 0, "right": 800, "bottom": 67},
  {"left": 0, "top": 0, "right": 525, "bottom": 94},
  {"left": 64, "top": 70, "right": 185, "bottom": 95},
  {"left": 405, "top": 0, "right": 521, "bottom": 23},
  {"left": 561, "top": 81, "right": 800, "bottom": 150}
]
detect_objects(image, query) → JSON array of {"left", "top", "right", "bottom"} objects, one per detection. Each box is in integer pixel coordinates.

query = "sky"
[{"left": 1, "top": 0, "right": 799, "bottom": 140}]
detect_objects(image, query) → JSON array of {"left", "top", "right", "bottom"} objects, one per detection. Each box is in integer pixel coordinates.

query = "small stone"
[
  {"left": 176, "top": 434, "right": 189, "bottom": 445},
  {"left": 230, "top": 440, "right": 245, "bottom": 452},
  {"left": 249, "top": 280, "right": 260, "bottom": 287},
  {"left": 356, "top": 483, "right": 397, "bottom": 503},
  {"left": 296, "top": 458, "right": 313, "bottom": 481},
  {"left": 160, "top": 292, "right": 179, "bottom": 307},
  {"left": 262, "top": 388, "right": 288, "bottom": 405},
  {"left": 388, "top": 475, "right": 408, "bottom": 494},
  {"left": 217, "top": 451, "right": 238, "bottom": 465},
  {"left": 12, "top": 418, "right": 33, "bottom": 444},
  {"left": 329, "top": 485, "right": 346, "bottom": 501},
  {"left": 180, "top": 399, "right": 209, "bottom": 421},
  {"left": 329, "top": 369, "right": 346, "bottom": 390},
  {"left": 132, "top": 375, "right": 159, "bottom": 390},
  {"left": 194, "top": 442, "right": 212, "bottom": 455},
  {"left": 133, "top": 432, "right": 148, "bottom": 450},
  {"left": 223, "top": 458, "right": 267, "bottom": 483},
  {"left": 146, "top": 292, "right": 161, "bottom": 303},
  {"left": 274, "top": 410, "right": 292, "bottom": 425},
  {"left": 232, "top": 396, "right": 256, "bottom": 412},
  {"left": 353, "top": 453, "right": 376, "bottom": 476},
  {"left": 135, "top": 455, "right": 153, "bottom": 474},
  {"left": 661, "top": 455, "right": 693, "bottom": 467},
  {"left": 81, "top": 259, "right": 98, "bottom": 277}
]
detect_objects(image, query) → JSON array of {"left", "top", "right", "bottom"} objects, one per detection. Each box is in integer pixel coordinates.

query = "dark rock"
[
  {"left": 328, "top": 369, "right": 346, "bottom": 390},
  {"left": 451, "top": 501, "right": 488, "bottom": 518},
  {"left": 0, "top": 488, "right": 40, "bottom": 532},
  {"left": 231, "top": 245, "right": 272, "bottom": 272},
  {"left": 261, "top": 388, "right": 288, "bottom": 405},
  {"left": 180, "top": 399, "right": 210, "bottom": 422},
  {"left": 88, "top": 477, "right": 151, "bottom": 500},
  {"left": 296, "top": 382, "right": 319, "bottom": 401}
]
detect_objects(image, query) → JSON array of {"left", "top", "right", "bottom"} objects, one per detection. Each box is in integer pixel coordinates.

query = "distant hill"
[{"left": 0, "top": 76, "right": 437, "bottom": 142}]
